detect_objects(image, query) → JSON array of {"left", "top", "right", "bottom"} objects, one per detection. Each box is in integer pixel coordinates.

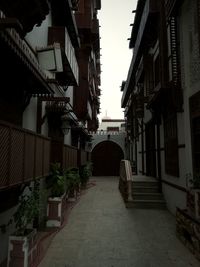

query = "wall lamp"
[{"left": 61, "top": 109, "right": 73, "bottom": 135}]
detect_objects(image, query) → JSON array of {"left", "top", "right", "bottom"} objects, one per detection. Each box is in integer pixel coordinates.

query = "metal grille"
[
  {"left": 0, "top": 126, "right": 10, "bottom": 187},
  {"left": 35, "top": 137, "right": 43, "bottom": 178},
  {"left": 10, "top": 129, "right": 24, "bottom": 185},
  {"left": 63, "top": 145, "right": 78, "bottom": 169},
  {"left": 0, "top": 121, "right": 51, "bottom": 189},
  {"left": 24, "top": 133, "right": 35, "bottom": 181},
  {"left": 43, "top": 139, "right": 50, "bottom": 176}
]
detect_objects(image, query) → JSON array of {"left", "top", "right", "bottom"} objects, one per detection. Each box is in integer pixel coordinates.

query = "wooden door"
[
  {"left": 92, "top": 141, "right": 124, "bottom": 176},
  {"left": 145, "top": 121, "right": 157, "bottom": 177}
]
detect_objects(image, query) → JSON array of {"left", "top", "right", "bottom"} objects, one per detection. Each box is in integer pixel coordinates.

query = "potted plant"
[
  {"left": 65, "top": 167, "right": 80, "bottom": 201},
  {"left": 46, "top": 163, "right": 67, "bottom": 227},
  {"left": 79, "top": 161, "right": 93, "bottom": 189},
  {"left": 7, "top": 182, "right": 39, "bottom": 267},
  {"left": 186, "top": 172, "right": 200, "bottom": 219}
]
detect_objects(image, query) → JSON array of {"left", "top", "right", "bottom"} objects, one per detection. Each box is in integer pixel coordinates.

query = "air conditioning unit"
[{"left": 37, "top": 43, "right": 63, "bottom": 72}]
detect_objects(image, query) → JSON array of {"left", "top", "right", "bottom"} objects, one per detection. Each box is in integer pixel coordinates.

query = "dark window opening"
[{"left": 164, "top": 112, "right": 179, "bottom": 176}]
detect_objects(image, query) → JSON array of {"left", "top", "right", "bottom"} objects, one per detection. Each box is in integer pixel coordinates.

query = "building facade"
[
  {"left": 122, "top": 0, "right": 200, "bottom": 214},
  {"left": 0, "top": 0, "right": 101, "bottom": 265},
  {"left": 90, "top": 117, "right": 126, "bottom": 176}
]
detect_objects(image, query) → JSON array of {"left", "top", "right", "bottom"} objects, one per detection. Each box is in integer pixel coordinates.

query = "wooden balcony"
[
  {"left": 0, "top": 11, "right": 53, "bottom": 95},
  {"left": 75, "top": 12, "right": 92, "bottom": 30},
  {"left": 0, "top": 0, "right": 49, "bottom": 34},
  {"left": 132, "top": 0, "right": 158, "bottom": 64},
  {"left": 0, "top": 121, "right": 50, "bottom": 190},
  {"left": 164, "top": 0, "right": 180, "bottom": 19},
  {"left": 92, "top": 18, "right": 100, "bottom": 36},
  {"left": 48, "top": 26, "right": 79, "bottom": 86}
]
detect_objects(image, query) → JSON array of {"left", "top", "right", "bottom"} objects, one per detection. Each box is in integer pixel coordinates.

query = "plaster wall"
[
  {"left": 22, "top": 98, "right": 38, "bottom": 131},
  {"left": 25, "top": 14, "right": 52, "bottom": 48},
  {"left": 156, "top": 0, "right": 200, "bottom": 215},
  {"left": 98, "top": 120, "right": 125, "bottom": 131},
  {"left": 91, "top": 134, "right": 126, "bottom": 157}
]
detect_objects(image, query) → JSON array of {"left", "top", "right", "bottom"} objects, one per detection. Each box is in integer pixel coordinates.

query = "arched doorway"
[{"left": 92, "top": 141, "right": 124, "bottom": 176}]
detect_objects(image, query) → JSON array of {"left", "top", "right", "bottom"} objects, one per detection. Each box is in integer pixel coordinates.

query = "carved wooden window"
[
  {"left": 76, "top": 0, "right": 85, "bottom": 13},
  {"left": 164, "top": 112, "right": 179, "bottom": 177},
  {"left": 167, "top": 15, "right": 181, "bottom": 85},
  {"left": 196, "top": 0, "right": 200, "bottom": 54}
]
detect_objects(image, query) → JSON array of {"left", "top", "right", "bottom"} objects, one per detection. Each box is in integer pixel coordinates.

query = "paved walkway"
[{"left": 38, "top": 177, "right": 199, "bottom": 267}]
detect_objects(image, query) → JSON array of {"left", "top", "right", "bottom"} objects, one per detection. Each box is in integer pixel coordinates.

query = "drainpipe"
[
  {"left": 157, "top": 121, "right": 162, "bottom": 192},
  {"left": 141, "top": 119, "right": 144, "bottom": 175},
  {"left": 135, "top": 140, "right": 138, "bottom": 175}
]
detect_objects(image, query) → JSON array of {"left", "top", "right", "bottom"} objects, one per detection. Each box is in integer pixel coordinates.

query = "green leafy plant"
[
  {"left": 189, "top": 173, "right": 200, "bottom": 189},
  {"left": 49, "top": 163, "right": 66, "bottom": 197},
  {"left": 65, "top": 167, "right": 80, "bottom": 194},
  {"left": 13, "top": 183, "right": 39, "bottom": 236},
  {"left": 79, "top": 161, "right": 93, "bottom": 188}
]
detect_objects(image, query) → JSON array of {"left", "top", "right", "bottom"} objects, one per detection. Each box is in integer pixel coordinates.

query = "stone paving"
[{"left": 38, "top": 177, "right": 200, "bottom": 267}]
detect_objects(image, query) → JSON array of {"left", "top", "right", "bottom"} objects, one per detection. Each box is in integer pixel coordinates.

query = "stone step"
[
  {"left": 132, "top": 181, "right": 159, "bottom": 187},
  {"left": 132, "top": 185, "right": 159, "bottom": 193},
  {"left": 132, "top": 192, "right": 164, "bottom": 200},
  {"left": 126, "top": 199, "right": 166, "bottom": 209}
]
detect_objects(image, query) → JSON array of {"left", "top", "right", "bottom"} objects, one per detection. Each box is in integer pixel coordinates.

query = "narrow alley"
[{"left": 38, "top": 177, "right": 199, "bottom": 267}]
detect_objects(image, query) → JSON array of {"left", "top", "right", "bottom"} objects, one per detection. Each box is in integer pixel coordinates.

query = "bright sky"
[{"left": 98, "top": 0, "right": 137, "bottom": 122}]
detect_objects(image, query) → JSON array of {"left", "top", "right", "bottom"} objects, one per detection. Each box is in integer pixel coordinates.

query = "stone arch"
[{"left": 91, "top": 140, "right": 124, "bottom": 176}]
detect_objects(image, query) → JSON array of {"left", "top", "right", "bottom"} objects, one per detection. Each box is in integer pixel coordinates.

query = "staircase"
[{"left": 126, "top": 178, "right": 166, "bottom": 209}]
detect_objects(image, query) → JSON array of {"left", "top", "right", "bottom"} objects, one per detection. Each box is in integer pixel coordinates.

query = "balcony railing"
[
  {"left": 48, "top": 26, "right": 79, "bottom": 86},
  {"left": 0, "top": 121, "right": 50, "bottom": 190}
]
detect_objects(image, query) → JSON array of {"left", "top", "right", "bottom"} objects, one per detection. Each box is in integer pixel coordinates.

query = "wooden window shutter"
[{"left": 169, "top": 16, "right": 181, "bottom": 86}]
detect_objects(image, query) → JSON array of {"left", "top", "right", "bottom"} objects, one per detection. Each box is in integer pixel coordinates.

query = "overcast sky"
[{"left": 98, "top": 0, "right": 137, "bottom": 121}]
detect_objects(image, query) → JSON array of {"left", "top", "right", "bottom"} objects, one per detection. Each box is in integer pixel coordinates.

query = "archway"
[{"left": 91, "top": 140, "right": 124, "bottom": 176}]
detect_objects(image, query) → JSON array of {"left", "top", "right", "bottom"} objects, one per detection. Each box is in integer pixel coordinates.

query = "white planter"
[
  {"left": 7, "top": 229, "right": 37, "bottom": 267},
  {"left": 46, "top": 193, "right": 66, "bottom": 227}
]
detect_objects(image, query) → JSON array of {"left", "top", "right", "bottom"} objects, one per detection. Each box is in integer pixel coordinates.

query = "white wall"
[
  {"left": 23, "top": 98, "right": 38, "bottom": 131},
  {"left": 91, "top": 134, "right": 126, "bottom": 157},
  {"left": 25, "top": 14, "right": 52, "bottom": 48},
  {"left": 99, "top": 120, "right": 125, "bottom": 131}
]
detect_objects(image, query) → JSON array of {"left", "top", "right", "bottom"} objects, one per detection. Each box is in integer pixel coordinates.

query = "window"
[
  {"left": 164, "top": 112, "right": 179, "bottom": 176},
  {"left": 107, "top": 127, "right": 119, "bottom": 132}
]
